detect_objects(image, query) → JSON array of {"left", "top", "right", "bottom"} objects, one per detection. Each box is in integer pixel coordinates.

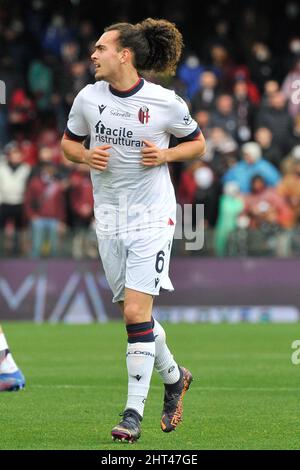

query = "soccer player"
[
  {"left": 61, "top": 18, "right": 206, "bottom": 442},
  {"left": 0, "top": 325, "right": 25, "bottom": 391}
]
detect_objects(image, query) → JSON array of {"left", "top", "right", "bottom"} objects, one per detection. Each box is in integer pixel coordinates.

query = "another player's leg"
[
  {"left": 0, "top": 325, "right": 25, "bottom": 392},
  {"left": 152, "top": 316, "right": 193, "bottom": 433},
  {"left": 111, "top": 289, "right": 155, "bottom": 443}
]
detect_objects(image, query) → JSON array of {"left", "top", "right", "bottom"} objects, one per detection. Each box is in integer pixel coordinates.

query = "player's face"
[{"left": 91, "top": 31, "right": 123, "bottom": 82}]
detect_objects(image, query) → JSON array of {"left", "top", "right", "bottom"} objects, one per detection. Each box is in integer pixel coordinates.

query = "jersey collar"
[{"left": 109, "top": 77, "right": 144, "bottom": 98}]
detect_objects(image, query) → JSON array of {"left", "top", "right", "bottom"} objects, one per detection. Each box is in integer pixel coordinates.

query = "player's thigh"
[
  {"left": 123, "top": 288, "right": 153, "bottom": 325},
  {"left": 98, "top": 237, "right": 126, "bottom": 302},
  {"left": 125, "top": 226, "right": 174, "bottom": 298}
]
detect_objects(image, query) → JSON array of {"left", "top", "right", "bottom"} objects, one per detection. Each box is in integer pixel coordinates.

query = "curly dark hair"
[{"left": 104, "top": 18, "right": 184, "bottom": 75}]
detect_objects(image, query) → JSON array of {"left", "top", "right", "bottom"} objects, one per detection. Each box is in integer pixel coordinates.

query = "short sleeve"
[
  {"left": 166, "top": 93, "right": 201, "bottom": 142},
  {"left": 65, "top": 88, "right": 89, "bottom": 142}
]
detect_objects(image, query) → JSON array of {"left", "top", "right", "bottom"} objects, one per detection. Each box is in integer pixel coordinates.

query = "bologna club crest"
[{"left": 138, "top": 106, "right": 150, "bottom": 124}]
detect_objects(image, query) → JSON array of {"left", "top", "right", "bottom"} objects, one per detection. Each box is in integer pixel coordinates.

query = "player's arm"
[
  {"left": 61, "top": 134, "right": 111, "bottom": 171},
  {"left": 142, "top": 133, "right": 206, "bottom": 166},
  {"left": 165, "top": 132, "right": 206, "bottom": 162},
  {"left": 61, "top": 88, "right": 111, "bottom": 171},
  {"left": 61, "top": 134, "right": 88, "bottom": 164}
]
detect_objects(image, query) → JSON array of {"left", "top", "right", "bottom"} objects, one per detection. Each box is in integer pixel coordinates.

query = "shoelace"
[
  {"left": 164, "top": 389, "right": 181, "bottom": 412},
  {"left": 118, "top": 411, "right": 140, "bottom": 428}
]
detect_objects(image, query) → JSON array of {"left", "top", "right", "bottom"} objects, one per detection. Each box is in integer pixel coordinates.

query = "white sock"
[
  {"left": 125, "top": 341, "right": 155, "bottom": 417},
  {"left": 0, "top": 331, "right": 9, "bottom": 352},
  {"left": 153, "top": 318, "right": 180, "bottom": 385},
  {"left": 0, "top": 329, "right": 19, "bottom": 374},
  {"left": 0, "top": 353, "right": 19, "bottom": 374}
]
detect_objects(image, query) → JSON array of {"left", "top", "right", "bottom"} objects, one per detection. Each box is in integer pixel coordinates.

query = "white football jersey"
[{"left": 66, "top": 78, "right": 201, "bottom": 236}]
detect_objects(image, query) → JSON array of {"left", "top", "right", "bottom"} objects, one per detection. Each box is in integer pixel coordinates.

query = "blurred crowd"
[{"left": 1, "top": 0, "right": 300, "bottom": 257}]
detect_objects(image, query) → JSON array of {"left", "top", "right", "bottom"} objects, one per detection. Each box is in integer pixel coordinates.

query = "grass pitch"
[{"left": 0, "top": 322, "right": 299, "bottom": 450}]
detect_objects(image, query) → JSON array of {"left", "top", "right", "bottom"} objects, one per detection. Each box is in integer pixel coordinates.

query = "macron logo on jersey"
[{"left": 98, "top": 104, "right": 107, "bottom": 115}]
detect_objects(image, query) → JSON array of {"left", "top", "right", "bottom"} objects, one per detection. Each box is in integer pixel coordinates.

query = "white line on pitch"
[{"left": 31, "top": 385, "right": 300, "bottom": 392}]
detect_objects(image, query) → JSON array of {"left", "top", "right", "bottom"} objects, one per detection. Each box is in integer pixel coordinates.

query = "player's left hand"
[{"left": 142, "top": 140, "right": 167, "bottom": 167}]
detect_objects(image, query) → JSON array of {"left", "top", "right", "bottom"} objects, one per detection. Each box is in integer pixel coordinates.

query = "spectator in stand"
[
  {"left": 47, "top": 40, "right": 79, "bottom": 125},
  {"left": 0, "top": 142, "right": 31, "bottom": 255},
  {"left": 214, "top": 181, "right": 244, "bottom": 256},
  {"left": 248, "top": 42, "right": 278, "bottom": 92},
  {"left": 60, "top": 40, "right": 80, "bottom": 65},
  {"left": 68, "top": 164, "right": 94, "bottom": 258},
  {"left": 277, "top": 156, "right": 300, "bottom": 223},
  {"left": 13, "top": 138, "right": 38, "bottom": 167},
  {"left": 29, "top": 145, "right": 57, "bottom": 180},
  {"left": 27, "top": 54, "right": 54, "bottom": 114},
  {"left": 280, "top": 145, "right": 300, "bottom": 176},
  {"left": 204, "top": 127, "right": 239, "bottom": 178},
  {"left": 255, "top": 91, "right": 294, "bottom": 154},
  {"left": 35, "top": 128, "right": 64, "bottom": 164},
  {"left": 223, "top": 141, "right": 281, "bottom": 193},
  {"left": 254, "top": 127, "right": 282, "bottom": 170},
  {"left": 201, "top": 19, "right": 234, "bottom": 65},
  {"left": 8, "top": 88, "right": 36, "bottom": 138},
  {"left": 233, "top": 78, "right": 256, "bottom": 143},
  {"left": 24, "top": 162, "right": 66, "bottom": 257},
  {"left": 193, "top": 110, "right": 211, "bottom": 137},
  {"left": 2, "top": 16, "right": 32, "bottom": 83},
  {"left": 233, "top": 67, "right": 261, "bottom": 104},
  {"left": 77, "top": 20, "right": 96, "bottom": 57},
  {"left": 178, "top": 161, "right": 220, "bottom": 228},
  {"left": 210, "top": 94, "right": 239, "bottom": 140},
  {"left": 208, "top": 44, "right": 235, "bottom": 91},
  {"left": 281, "top": 57, "right": 300, "bottom": 117},
  {"left": 42, "top": 15, "right": 73, "bottom": 57},
  {"left": 191, "top": 71, "right": 218, "bottom": 113},
  {"left": 237, "top": 7, "right": 270, "bottom": 62},
  {"left": 177, "top": 53, "right": 205, "bottom": 100},
  {"left": 289, "top": 113, "right": 300, "bottom": 148},
  {"left": 260, "top": 80, "right": 280, "bottom": 108},
  {"left": 243, "top": 175, "right": 295, "bottom": 230},
  {"left": 70, "top": 61, "right": 91, "bottom": 95},
  {"left": 286, "top": 37, "right": 300, "bottom": 70}
]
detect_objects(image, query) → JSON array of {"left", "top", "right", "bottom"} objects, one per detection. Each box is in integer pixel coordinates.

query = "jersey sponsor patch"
[
  {"left": 94, "top": 120, "right": 144, "bottom": 147},
  {"left": 183, "top": 114, "right": 193, "bottom": 125}
]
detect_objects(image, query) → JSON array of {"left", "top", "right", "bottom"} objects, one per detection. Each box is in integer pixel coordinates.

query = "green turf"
[{"left": 0, "top": 322, "right": 299, "bottom": 450}]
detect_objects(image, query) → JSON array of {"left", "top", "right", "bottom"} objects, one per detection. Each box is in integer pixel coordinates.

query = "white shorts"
[{"left": 97, "top": 226, "right": 175, "bottom": 303}]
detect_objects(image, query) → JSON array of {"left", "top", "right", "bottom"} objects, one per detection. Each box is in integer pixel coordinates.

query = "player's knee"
[{"left": 124, "top": 303, "right": 149, "bottom": 324}]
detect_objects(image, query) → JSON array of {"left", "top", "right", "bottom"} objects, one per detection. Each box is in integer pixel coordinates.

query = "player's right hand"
[{"left": 84, "top": 145, "right": 111, "bottom": 171}]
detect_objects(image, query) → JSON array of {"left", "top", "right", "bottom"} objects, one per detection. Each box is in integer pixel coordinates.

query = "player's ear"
[{"left": 120, "top": 48, "right": 131, "bottom": 64}]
